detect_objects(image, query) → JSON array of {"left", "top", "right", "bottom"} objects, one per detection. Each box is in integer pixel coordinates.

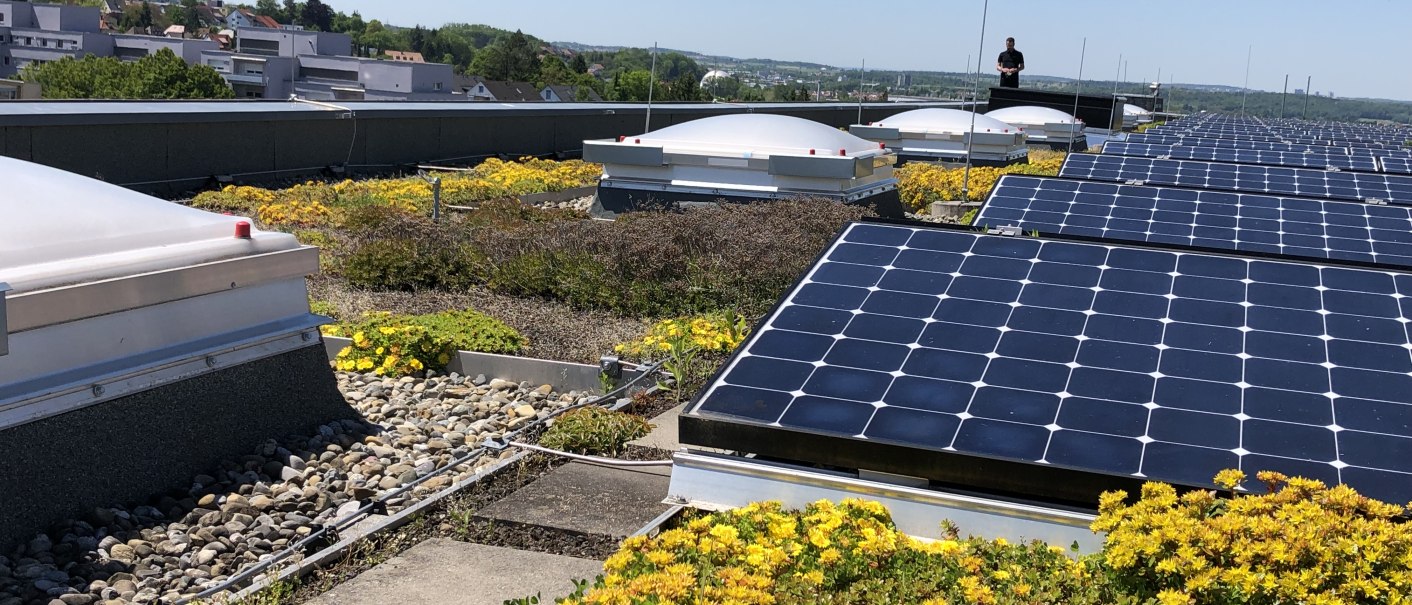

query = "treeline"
[{"left": 22, "top": 49, "right": 234, "bottom": 99}]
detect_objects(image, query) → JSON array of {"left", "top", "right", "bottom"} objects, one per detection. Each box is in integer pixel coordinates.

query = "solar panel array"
[
  {"left": 1103, "top": 141, "right": 1379, "bottom": 172},
  {"left": 682, "top": 114, "right": 1412, "bottom": 508},
  {"left": 975, "top": 175, "right": 1412, "bottom": 267},
  {"left": 1059, "top": 153, "right": 1412, "bottom": 204},
  {"left": 686, "top": 222, "right": 1412, "bottom": 505}
]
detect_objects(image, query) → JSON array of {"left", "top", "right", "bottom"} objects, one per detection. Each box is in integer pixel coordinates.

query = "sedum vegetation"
[
  {"left": 895, "top": 150, "right": 1066, "bottom": 211},
  {"left": 562, "top": 471, "right": 1412, "bottom": 605},
  {"left": 322, "top": 308, "right": 524, "bottom": 376}
]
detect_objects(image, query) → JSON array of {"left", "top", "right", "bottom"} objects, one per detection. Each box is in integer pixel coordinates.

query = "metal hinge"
[{"left": 986, "top": 225, "right": 1022, "bottom": 237}]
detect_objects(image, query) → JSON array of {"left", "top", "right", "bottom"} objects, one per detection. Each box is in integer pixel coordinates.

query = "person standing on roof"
[{"left": 997, "top": 37, "right": 1025, "bottom": 88}]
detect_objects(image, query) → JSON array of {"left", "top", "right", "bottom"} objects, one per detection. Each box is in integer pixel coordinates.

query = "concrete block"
[
  {"left": 929, "top": 200, "right": 982, "bottom": 219},
  {"left": 305, "top": 538, "right": 603, "bottom": 605},
  {"left": 476, "top": 462, "right": 672, "bottom": 538}
]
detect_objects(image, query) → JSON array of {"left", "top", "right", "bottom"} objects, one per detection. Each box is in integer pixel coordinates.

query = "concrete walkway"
[{"left": 305, "top": 539, "right": 602, "bottom": 605}]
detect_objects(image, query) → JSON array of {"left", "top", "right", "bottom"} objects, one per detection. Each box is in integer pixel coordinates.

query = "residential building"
[
  {"left": 224, "top": 8, "right": 279, "bottom": 30},
  {"left": 0, "top": 2, "right": 113, "bottom": 76},
  {"left": 541, "top": 84, "right": 601, "bottom": 102},
  {"left": 112, "top": 33, "right": 216, "bottom": 63},
  {"left": 0, "top": 1, "right": 468, "bottom": 102},
  {"left": 235, "top": 27, "right": 349, "bottom": 58},
  {"left": 458, "top": 76, "right": 539, "bottom": 101},
  {"left": 0, "top": 76, "right": 39, "bottom": 98},
  {"left": 385, "top": 50, "right": 423, "bottom": 63}
]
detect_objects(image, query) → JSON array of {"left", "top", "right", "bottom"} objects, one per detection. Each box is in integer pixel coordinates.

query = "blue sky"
[{"left": 330, "top": 0, "right": 1412, "bottom": 101}]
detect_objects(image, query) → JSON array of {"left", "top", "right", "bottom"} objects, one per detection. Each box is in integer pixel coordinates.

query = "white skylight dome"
[
  {"left": 699, "top": 69, "right": 732, "bottom": 86},
  {"left": 0, "top": 155, "right": 298, "bottom": 293},
  {"left": 985, "top": 105, "right": 1081, "bottom": 126},
  {"left": 634, "top": 113, "right": 884, "bottom": 156},
  {"left": 873, "top": 108, "right": 1020, "bottom": 134}
]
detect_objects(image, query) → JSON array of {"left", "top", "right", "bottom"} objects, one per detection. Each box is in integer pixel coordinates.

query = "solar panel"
[
  {"left": 974, "top": 175, "right": 1412, "bottom": 267},
  {"left": 1126, "top": 134, "right": 1353, "bottom": 155},
  {"left": 1384, "top": 157, "right": 1412, "bottom": 175},
  {"left": 1058, "top": 153, "right": 1412, "bottom": 204},
  {"left": 681, "top": 221, "right": 1412, "bottom": 506},
  {"left": 1103, "top": 142, "right": 1379, "bottom": 173}
]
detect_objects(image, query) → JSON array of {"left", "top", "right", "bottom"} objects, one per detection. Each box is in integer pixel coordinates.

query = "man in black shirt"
[{"left": 996, "top": 37, "right": 1024, "bottom": 88}]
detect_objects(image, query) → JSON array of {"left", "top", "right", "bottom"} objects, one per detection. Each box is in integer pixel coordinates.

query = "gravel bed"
[
  {"left": 527, "top": 195, "right": 594, "bottom": 213},
  {"left": 0, "top": 372, "right": 598, "bottom": 605},
  {"left": 903, "top": 211, "right": 969, "bottom": 225}
]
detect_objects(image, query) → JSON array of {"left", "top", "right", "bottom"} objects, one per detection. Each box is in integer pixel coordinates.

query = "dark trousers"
[{"left": 999, "top": 73, "right": 1019, "bottom": 88}]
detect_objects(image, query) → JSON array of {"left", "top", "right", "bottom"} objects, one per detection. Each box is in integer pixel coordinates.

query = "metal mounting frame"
[{"left": 0, "top": 283, "right": 9, "bottom": 357}]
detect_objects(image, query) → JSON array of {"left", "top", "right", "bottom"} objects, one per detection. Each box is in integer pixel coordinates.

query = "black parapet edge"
[
  {"left": 1054, "top": 152, "right": 1412, "bottom": 207},
  {"left": 677, "top": 413, "right": 1149, "bottom": 510},
  {"left": 967, "top": 173, "right": 1412, "bottom": 275}
]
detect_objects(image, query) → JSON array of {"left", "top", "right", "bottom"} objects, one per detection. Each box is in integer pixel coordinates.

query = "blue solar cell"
[
  {"left": 863, "top": 406, "right": 961, "bottom": 445},
  {"left": 884, "top": 376, "right": 973, "bottom": 414},
  {"left": 1243, "top": 388, "right": 1333, "bottom": 425},
  {"left": 687, "top": 222, "right": 1412, "bottom": 504},
  {"left": 749, "top": 329, "right": 835, "bottom": 362},
  {"left": 1242, "top": 419, "right": 1338, "bottom": 461},
  {"left": 777, "top": 396, "right": 873, "bottom": 436}
]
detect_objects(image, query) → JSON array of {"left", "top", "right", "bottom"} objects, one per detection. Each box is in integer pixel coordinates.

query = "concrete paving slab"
[
  {"left": 630, "top": 402, "right": 685, "bottom": 451},
  {"left": 306, "top": 538, "right": 602, "bottom": 605},
  {"left": 476, "top": 462, "right": 672, "bottom": 537}
]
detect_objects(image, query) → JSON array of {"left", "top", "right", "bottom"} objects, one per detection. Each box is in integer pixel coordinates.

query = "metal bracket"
[
  {"left": 0, "top": 282, "right": 8, "bottom": 357},
  {"left": 986, "top": 225, "right": 1022, "bottom": 237},
  {"left": 1364, "top": 198, "right": 1388, "bottom": 206},
  {"left": 1156, "top": 154, "right": 1172, "bottom": 160},
  {"left": 1124, "top": 179, "right": 1147, "bottom": 186},
  {"left": 598, "top": 355, "right": 622, "bottom": 381},
  {"left": 482, "top": 438, "right": 508, "bottom": 452},
  {"left": 1325, "top": 166, "right": 1342, "bottom": 172}
]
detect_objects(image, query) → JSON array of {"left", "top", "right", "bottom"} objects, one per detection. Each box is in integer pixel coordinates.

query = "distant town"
[{"left": 0, "top": 0, "right": 1408, "bottom": 122}]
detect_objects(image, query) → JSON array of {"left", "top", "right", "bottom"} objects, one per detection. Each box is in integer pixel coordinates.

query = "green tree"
[
  {"left": 612, "top": 69, "right": 653, "bottom": 101},
  {"left": 571, "top": 54, "right": 588, "bottom": 74},
  {"left": 663, "top": 76, "right": 704, "bottom": 102},
  {"left": 178, "top": 0, "right": 202, "bottom": 35},
  {"left": 536, "top": 56, "right": 574, "bottom": 88},
  {"left": 23, "top": 49, "right": 233, "bottom": 100},
  {"left": 300, "top": 0, "right": 333, "bottom": 31},
  {"left": 118, "top": 1, "right": 155, "bottom": 31},
  {"left": 254, "top": 0, "right": 280, "bottom": 17}
]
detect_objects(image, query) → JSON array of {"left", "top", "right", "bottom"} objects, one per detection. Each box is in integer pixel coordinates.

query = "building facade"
[{"left": 1, "top": 1, "right": 463, "bottom": 101}]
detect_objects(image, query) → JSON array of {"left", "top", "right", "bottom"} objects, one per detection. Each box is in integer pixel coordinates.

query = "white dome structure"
[
  {"left": 985, "top": 106, "right": 1085, "bottom": 150},
  {"left": 582, "top": 114, "right": 901, "bottom": 217},
  {"left": 850, "top": 108, "right": 1028, "bottom": 166},
  {"left": 1122, "top": 103, "right": 1155, "bottom": 129},
  {"left": 699, "top": 69, "right": 732, "bottom": 87}
]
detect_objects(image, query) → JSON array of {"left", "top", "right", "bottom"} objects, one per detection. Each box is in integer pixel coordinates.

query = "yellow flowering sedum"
[
  {"left": 1093, "top": 469, "right": 1412, "bottom": 604},
  {"left": 895, "top": 150, "right": 1066, "bottom": 212},
  {"left": 614, "top": 313, "right": 750, "bottom": 392},
  {"left": 189, "top": 157, "right": 602, "bottom": 229},
  {"left": 562, "top": 499, "right": 1099, "bottom": 605}
]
